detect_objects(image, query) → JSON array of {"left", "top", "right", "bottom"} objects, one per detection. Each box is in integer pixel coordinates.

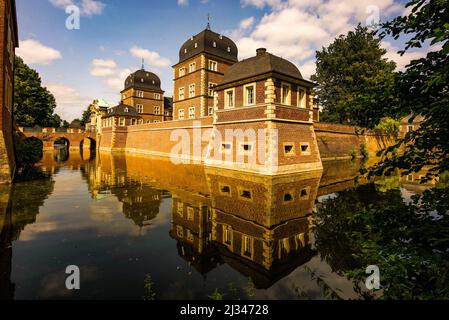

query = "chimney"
[{"left": 256, "top": 48, "right": 267, "bottom": 56}]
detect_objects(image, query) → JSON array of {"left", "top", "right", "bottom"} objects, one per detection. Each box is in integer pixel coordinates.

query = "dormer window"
[
  {"left": 140, "top": 78, "right": 144, "bottom": 83},
  {"left": 213, "top": 42, "right": 217, "bottom": 48},
  {"left": 124, "top": 107, "right": 129, "bottom": 113},
  {"left": 184, "top": 48, "right": 187, "bottom": 54},
  {"left": 194, "top": 43, "right": 198, "bottom": 48},
  {"left": 227, "top": 47, "right": 231, "bottom": 52},
  {"left": 219, "top": 34, "right": 223, "bottom": 39}
]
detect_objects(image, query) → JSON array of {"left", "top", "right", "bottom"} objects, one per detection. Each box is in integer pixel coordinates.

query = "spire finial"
[
  {"left": 207, "top": 13, "right": 211, "bottom": 30},
  {"left": 141, "top": 58, "right": 145, "bottom": 70}
]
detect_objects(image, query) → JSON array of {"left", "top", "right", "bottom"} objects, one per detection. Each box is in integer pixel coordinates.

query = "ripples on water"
[{"left": 0, "top": 149, "right": 436, "bottom": 300}]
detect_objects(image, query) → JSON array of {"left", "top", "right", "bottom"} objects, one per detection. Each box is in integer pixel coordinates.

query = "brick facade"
[{"left": 0, "top": 0, "right": 18, "bottom": 184}]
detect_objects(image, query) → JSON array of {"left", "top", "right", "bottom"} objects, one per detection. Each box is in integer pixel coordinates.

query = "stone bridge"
[{"left": 20, "top": 127, "right": 97, "bottom": 151}]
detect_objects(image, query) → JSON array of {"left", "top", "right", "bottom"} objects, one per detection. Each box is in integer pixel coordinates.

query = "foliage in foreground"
[{"left": 314, "top": 183, "right": 449, "bottom": 300}]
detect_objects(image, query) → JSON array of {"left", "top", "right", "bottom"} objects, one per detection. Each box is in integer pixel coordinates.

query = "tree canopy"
[
  {"left": 14, "top": 56, "right": 63, "bottom": 128},
  {"left": 371, "top": 0, "right": 449, "bottom": 178},
  {"left": 312, "top": 25, "right": 399, "bottom": 128}
]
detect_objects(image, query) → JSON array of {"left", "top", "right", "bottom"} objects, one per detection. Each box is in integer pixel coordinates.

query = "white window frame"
[
  {"left": 208, "top": 107, "right": 214, "bottom": 116},
  {"left": 189, "top": 84, "right": 196, "bottom": 98},
  {"left": 178, "top": 109, "right": 185, "bottom": 120},
  {"left": 154, "top": 93, "right": 161, "bottom": 100},
  {"left": 281, "top": 82, "right": 291, "bottom": 105},
  {"left": 119, "top": 118, "right": 125, "bottom": 126},
  {"left": 179, "top": 67, "right": 186, "bottom": 77},
  {"left": 208, "top": 60, "right": 218, "bottom": 72},
  {"left": 136, "top": 104, "right": 143, "bottom": 113},
  {"left": 179, "top": 87, "right": 185, "bottom": 100},
  {"left": 189, "top": 107, "right": 196, "bottom": 119},
  {"left": 189, "top": 62, "right": 196, "bottom": 73},
  {"left": 136, "top": 90, "right": 144, "bottom": 98},
  {"left": 244, "top": 83, "right": 256, "bottom": 106},
  {"left": 298, "top": 87, "right": 307, "bottom": 108},
  {"left": 225, "top": 88, "right": 235, "bottom": 109},
  {"left": 154, "top": 106, "right": 160, "bottom": 115},
  {"left": 208, "top": 82, "right": 217, "bottom": 97}
]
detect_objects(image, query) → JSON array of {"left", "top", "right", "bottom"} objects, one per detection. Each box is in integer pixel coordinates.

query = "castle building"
[
  {"left": 206, "top": 48, "right": 323, "bottom": 174},
  {"left": 0, "top": 0, "right": 18, "bottom": 184},
  {"left": 102, "top": 103, "right": 141, "bottom": 128},
  {"left": 88, "top": 98, "right": 110, "bottom": 133},
  {"left": 173, "top": 25, "right": 238, "bottom": 120},
  {"left": 121, "top": 67, "right": 168, "bottom": 124}
]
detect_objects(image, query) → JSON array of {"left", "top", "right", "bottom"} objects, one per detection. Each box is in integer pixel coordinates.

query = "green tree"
[
  {"left": 375, "top": 117, "right": 401, "bottom": 136},
  {"left": 81, "top": 105, "right": 92, "bottom": 126},
  {"left": 371, "top": 0, "right": 449, "bottom": 178},
  {"left": 14, "top": 56, "right": 58, "bottom": 127},
  {"left": 312, "top": 25, "right": 399, "bottom": 128}
]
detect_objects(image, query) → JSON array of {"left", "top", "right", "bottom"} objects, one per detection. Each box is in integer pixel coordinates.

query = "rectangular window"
[
  {"left": 281, "top": 83, "right": 291, "bottom": 105},
  {"left": 154, "top": 106, "right": 160, "bottom": 115},
  {"left": 119, "top": 118, "right": 125, "bottom": 126},
  {"left": 298, "top": 88, "right": 306, "bottom": 108},
  {"left": 138, "top": 119, "right": 143, "bottom": 125},
  {"left": 178, "top": 109, "right": 185, "bottom": 120},
  {"left": 179, "top": 67, "right": 186, "bottom": 77},
  {"left": 189, "top": 84, "right": 195, "bottom": 98},
  {"left": 154, "top": 93, "right": 161, "bottom": 100},
  {"left": 208, "top": 60, "right": 218, "bottom": 72},
  {"left": 189, "top": 62, "right": 196, "bottom": 73},
  {"left": 177, "top": 226, "right": 184, "bottom": 238},
  {"left": 187, "top": 207, "right": 194, "bottom": 221},
  {"left": 284, "top": 143, "right": 295, "bottom": 156},
  {"left": 136, "top": 104, "right": 143, "bottom": 113},
  {"left": 225, "top": 89, "right": 235, "bottom": 109},
  {"left": 242, "top": 236, "right": 252, "bottom": 258},
  {"left": 136, "top": 91, "right": 144, "bottom": 98},
  {"left": 187, "top": 230, "right": 194, "bottom": 242},
  {"left": 177, "top": 202, "right": 184, "bottom": 216},
  {"left": 244, "top": 84, "right": 255, "bottom": 106},
  {"left": 300, "top": 143, "right": 311, "bottom": 155},
  {"left": 179, "top": 87, "right": 185, "bottom": 100},
  {"left": 223, "top": 226, "right": 232, "bottom": 245},
  {"left": 208, "top": 107, "right": 214, "bottom": 116},
  {"left": 131, "top": 119, "right": 137, "bottom": 125},
  {"left": 208, "top": 82, "right": 216, "bottom": 97},
  {"left": 189, "top": 107, "right": 196, "bottom": 119}
]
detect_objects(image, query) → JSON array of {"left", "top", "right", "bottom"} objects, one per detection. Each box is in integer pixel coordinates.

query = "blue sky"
[{"left": 16, "top": 0, "right": 428, "bottom": 121}]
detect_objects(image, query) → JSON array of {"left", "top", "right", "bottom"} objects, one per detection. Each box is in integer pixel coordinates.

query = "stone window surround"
[
  {"left": 281, "top": 82, "right": 292, "bottom": 106},
  {"left": 241, "top": 235, "right": 254, "bottom": 260},
  {"left": 224, "top": 88, "right": 235, "bottom": 109},
  {"left": 243, "top": 82, "right": 256, "bottom": 106}
]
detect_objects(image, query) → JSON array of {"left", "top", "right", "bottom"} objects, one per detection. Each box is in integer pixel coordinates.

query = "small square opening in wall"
[
  {"left": 300, "top": 188, "right": 310, "bottom": 200},
  {"left": 220, "top": 184, "right": 231, "bottom": 196},
  {"left": 243, "top": 144, "right": 252, "bottom": 152},
  {"left": 239, "top": 189, "right": 252, "bottom": 200},
  {"left": 284, "top": 143, "right": 295, "bottom": 156},
  {"left": 300, "top": 143, "right": 311, "bottom": 155},
  {"left": 283, "top": 192, "right": 294, "bottom": 203},
  {"left": 222, "top": 144, "right": 231, "bottom": 152}
]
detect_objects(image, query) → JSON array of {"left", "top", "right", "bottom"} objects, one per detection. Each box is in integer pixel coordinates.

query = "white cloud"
[
  {"left": 382, "top": 41, "right": 437, "bottom": 71},
  {"left": 231, "top": 0, "right": 404, "bottom": 78},
  {"left": 17, "top": 39, "right": 62, "bottom": 65},
  {"left": 130, "top": 46, "right": 171, "bottom": 68},
  {"left": 45, "top": 83, "right": 91, "bottom": 121},
  {"left": 48, "top": 0, "right": 105, "bottom": 16},
  {"left": 90, "top": 59, "right": 117, "bottom": 76},
  {"left": 105, "top": 68, "right": 132, "bottom": 92},
  {"left": 177, "top": 0, "right": 189, "bottom": 7}
]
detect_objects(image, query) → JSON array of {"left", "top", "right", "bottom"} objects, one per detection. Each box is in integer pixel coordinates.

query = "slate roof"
[
  {"left": 104, "top": 103, "right": 140, "bottom": 118},
  {"left": 178, "top": 28, "right": 238, "bottom": 64},
  {"left": 123, "top": 69, "right": 162, "bottom": 92},
  {"left": 219, "top": 48, "right": 304, "bottom": 86}
]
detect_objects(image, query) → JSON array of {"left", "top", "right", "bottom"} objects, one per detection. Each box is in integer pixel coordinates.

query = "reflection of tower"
[
  {"left": 205, "top": 168, "right": 322, "bottom": 289},
  {"left": 169, "top": 192, "right": 220, "bottom": 274},
  {"left": 0, "top": 187, "right": 14, "bottom": 300}
]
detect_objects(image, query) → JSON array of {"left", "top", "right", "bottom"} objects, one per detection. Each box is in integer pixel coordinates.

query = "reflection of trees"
[
  {"left": 0, "top": 176, "right": 55, "bottom": 300},
  {"left": 314, "top": 183, "right": 449, "bottom": 299}
]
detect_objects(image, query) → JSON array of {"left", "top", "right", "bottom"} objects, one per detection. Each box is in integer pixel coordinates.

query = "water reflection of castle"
[{"left": 83, "top": 153, "right": 348, "bottom": 288}]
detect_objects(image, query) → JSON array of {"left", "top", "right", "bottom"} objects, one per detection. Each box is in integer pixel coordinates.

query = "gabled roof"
[{"left": 103, "top": 103, "right": 140, "bottom": 118}]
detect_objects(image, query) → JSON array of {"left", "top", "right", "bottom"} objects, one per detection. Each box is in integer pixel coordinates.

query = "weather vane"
[
  {"left": 207, "top": 13, "right": 211, "bottom": 30},
  {"left": 141, "top": 58, "right": 145, "bottom": 70}
]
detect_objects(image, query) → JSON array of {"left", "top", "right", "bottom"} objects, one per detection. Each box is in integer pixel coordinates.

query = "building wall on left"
[{"left": 0, "top": 0, "right": 18, "bottom": 184}]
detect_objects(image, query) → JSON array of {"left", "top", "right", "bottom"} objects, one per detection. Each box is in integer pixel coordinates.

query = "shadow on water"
[{"left": 1, "top": 151, "right": 448, "bottom": 300}]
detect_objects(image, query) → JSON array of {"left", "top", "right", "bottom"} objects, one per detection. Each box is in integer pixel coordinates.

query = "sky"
[{"left": 15, "top": 0, "right": 433, "bottom": 122}]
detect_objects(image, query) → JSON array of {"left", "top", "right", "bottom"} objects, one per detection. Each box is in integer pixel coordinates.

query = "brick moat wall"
[
  {"left": 98, "top": 120, "right": 394, "bottom": 164},
  {"left": 314, "top": 123, "right": 394, "bottom": 161}
]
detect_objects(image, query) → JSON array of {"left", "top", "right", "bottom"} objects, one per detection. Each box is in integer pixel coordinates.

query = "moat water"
[{"left": 0, "top": 149, "right": 434, "bottom": 300}]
